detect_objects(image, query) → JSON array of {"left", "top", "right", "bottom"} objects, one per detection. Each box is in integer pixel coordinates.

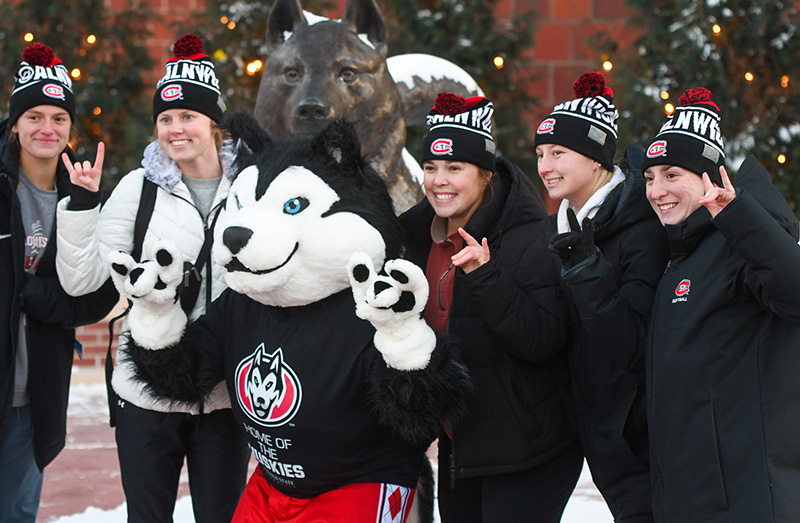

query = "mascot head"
[{"left": 214, "top": 111, "right": 405, "bottom": 307}]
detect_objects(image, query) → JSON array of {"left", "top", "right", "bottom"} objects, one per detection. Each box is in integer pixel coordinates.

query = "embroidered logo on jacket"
[
  {"left": 235, "top": 345, "right": 302, "bottom": 427},
  {"left": 672, "top": 278, "right": 691, "bottom": 303}
]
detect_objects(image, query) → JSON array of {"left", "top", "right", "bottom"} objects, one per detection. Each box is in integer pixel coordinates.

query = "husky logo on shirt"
[{"left": 235, "top": 344, "right": 302, "bottom": 427}]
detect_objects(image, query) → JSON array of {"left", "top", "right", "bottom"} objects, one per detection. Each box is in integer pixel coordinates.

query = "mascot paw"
[
  {"left": 109, "top": 239, "right": 187, "bottom": 350},
  {"left": 348, "top": 252, "right": 435, "bottom": 370}
]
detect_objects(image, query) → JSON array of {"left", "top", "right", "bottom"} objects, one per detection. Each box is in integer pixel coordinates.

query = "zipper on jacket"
[{"left": 663, "top": 259, "right": 672, "bottom": 276}]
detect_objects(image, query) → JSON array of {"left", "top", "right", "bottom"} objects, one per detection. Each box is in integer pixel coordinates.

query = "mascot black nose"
[{"left": 223, "top": 226, "right": 254, "bottom": 255}]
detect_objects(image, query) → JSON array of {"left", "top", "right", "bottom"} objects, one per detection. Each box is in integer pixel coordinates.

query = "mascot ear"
[
  {"left": 221, "top": 110, "right": 274, "bottom": 160},
  {"left": 312, "top": 119, "right": 365, "bottom": 178}
]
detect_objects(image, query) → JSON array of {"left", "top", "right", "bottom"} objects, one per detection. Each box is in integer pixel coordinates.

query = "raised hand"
[
  {"left": 699, "top": 165, "right": 736, "bottom": 218},
  {"left": 62, "top": 141, "right": 104, "bottom": 192},
  {"left": 548, "top": 207, "right": 596, "bottom": 270},
  {"left": 452, "top": 227, "right": 490, "bottom": 274},
  {"left": 348, "top": 252, "right": 436, "bottom": 370}
]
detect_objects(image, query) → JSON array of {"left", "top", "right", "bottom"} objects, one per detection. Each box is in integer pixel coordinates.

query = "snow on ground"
[{"left": 52, "top": 382, "right": 613, "bottom": 522}]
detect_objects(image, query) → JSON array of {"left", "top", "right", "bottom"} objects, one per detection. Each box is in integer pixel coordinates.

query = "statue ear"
[
  {"left": 341, "top": 0, "right": 387, "bottom": 57},
  {"left": 266, "top": 0, "right": 308, "bottom": 52}
]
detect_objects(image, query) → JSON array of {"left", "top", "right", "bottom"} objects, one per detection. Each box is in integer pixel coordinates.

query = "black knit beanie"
[
  {"left": 9, "top": 43, "right": 76, "bottom": 127},
  {"left": 534, "top": 72, "right": 618, "bottom": 171},
  {"left": 420, "top": 93, "right": 496, "bottom": 172},
  {"left": 153, "top": 34, "right": 225, "bottom": 123},
  {"left": 641, "top": 87, "right": 725, "bottom": 185}
]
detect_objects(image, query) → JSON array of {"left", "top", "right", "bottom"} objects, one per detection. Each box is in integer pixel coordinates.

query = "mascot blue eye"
[
  {"left": 235, "top": 195, "right": 243, "bottom": 210},
  {"left": 283, "top": 197, "right": 309, "bottom": 215}
]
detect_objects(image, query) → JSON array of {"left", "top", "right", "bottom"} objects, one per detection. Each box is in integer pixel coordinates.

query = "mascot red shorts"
[{"left": 231, "top": 467, "right": 416, "bottom": 522}]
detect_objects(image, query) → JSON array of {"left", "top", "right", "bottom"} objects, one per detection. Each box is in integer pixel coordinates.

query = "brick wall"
[{"left": 74, "top": 0, "right": 635, "bottom": 367}]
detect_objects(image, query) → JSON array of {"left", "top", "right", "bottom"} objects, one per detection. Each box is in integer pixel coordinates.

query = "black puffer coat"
[
  {"left": 0, "top": 120, "right": 118, "bottom": 469},
  {"left": 647, "top": 156, "right": 800, "bottom": 522},
  {"left": 401, "top": 156, "right": 577, "bottom": 482},
  {"left": 545, "top": 151, "right": 669, "bottom": 520}
]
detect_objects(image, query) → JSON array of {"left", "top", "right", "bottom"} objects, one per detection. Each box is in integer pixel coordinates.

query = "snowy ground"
[{"left": 49, "top": 378, "right": 613, "bottom": 522}]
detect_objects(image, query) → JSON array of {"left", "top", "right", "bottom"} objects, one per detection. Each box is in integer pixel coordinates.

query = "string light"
[
  {"left": 227, "top": 21, "right": 236, "bottom": 29},
  {"left": 87, "top": 34, "right": 96, "bottom": 44},
  {"left": 781, "top": 75, "right": 790, "bottom": 88},
  {"left": 777, "top": 154, "right": 787, "bottom": 164},
  {"left": 602, "top": 60, "right": 613, "bottom": 71},
  {"left": 93, "top": 107, "right": 102, "bottom": 116},
  {"left": 664, "top": 103, "right": 675, "bottom": 115},
  {"left": 24, "top": 33, "right": 34, "bottom": 42},
  {"left": 493, "top": 56, "right": 504, "bottom": 69},
  {"left": 712, "top": 24, "right": 722, "bottom": 35},
  {"left": 70, "top": 68, "right": 81, "bottom": 80},
  {"left": 744, "top": 71, "right": 754, "bottom": 82},
  {"left": 660, "top": 90, "right": 670, "bottom": 100},
  {"left": 220, "top": 16, "right": 229, "bottom": 24},
  {"left": 213, "top": 49, "right": 227, "bottom": 62},
  {"left": 246, "top": 59, "right": 263, "bottom": 75}
]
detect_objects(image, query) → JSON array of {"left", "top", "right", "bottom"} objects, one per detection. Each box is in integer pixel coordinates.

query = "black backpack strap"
[
  {"left": 179, "top": 207, "right": 220, "bottom": 313},
  {"left": 132, "top": 178, "right": 158, "bottom": 261},
  {"left": 105, "top": 177, "right": 158, "bottom": 426}
]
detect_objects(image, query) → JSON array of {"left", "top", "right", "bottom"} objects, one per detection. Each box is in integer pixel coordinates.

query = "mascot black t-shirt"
[{"left": 193, "top": 288, "right": 425, "bottom": 498}]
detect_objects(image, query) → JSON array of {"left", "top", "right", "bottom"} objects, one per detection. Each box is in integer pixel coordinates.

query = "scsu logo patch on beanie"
[
  {"left": 533, "top": 72, "right": 618, "bottom": 170},
  {"left": 641, "top": 87, "right": 726, "bottom": 185},
  {"left": 421, "top": 92, "right": 496, "bottom": 172},
  {"left": 153, "top": 34, "right": 226, "bottom": 123},
  {"left": 9, "top": 42, "right": 76, "bottom": 126}
]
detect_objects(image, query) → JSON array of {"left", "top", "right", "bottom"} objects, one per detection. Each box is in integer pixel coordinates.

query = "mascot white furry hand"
[
  {"left": 108, "top": 240, "right": 187, "bottom": 350},
  {"left": 348, "top": 253, "right": 436, "bottom": 371}
]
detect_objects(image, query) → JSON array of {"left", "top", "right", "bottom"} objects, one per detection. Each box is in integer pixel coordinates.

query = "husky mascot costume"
[{"left": 108, "top": 112, "right": 470, "bottom": 523}]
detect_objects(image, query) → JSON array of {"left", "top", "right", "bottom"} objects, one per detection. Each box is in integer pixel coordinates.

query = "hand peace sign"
[{"left": 62, "top": 142, "right": 105, "bottom": 193}]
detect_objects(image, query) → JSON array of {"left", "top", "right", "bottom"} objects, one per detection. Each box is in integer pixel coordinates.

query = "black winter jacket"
[
  {"left": 401, "top": 157, "right": 577, "bottom": 480},
  {"left": 647, "top": 156, "right": 800, "bottom": 522},
  {"left": 545, "top": 155, "right": 669, "bottom": 520},
  {"left": 0, "top": 120, "right": 118, "bottom": 469}
]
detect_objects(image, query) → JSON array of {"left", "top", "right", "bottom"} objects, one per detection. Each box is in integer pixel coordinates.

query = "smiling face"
[
  {"left": 156, "top": 109, "right": 218, "bottom": 171},
  {"left": 213, "top": 165, "right": 386, "bottom": 307},
  {"left": 12, "top": 105, "right": 71, "bottom": 168},
  {"left": 423, "top": 160, "right": 488, "bottom": 234},
  {"left": 644, "top": 164, "right": 706, "bottom": 225},
  {"left": 536, "top": 143, "right": 603, "bottom": 209}
]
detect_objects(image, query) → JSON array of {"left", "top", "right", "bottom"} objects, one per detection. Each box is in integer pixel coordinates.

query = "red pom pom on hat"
[
  {"left": 679, "top": 87, "right": 719, "bottom": 110},
  {"left": 434, "top": 92, "right": 468, "bottom": 115},
  {"left": 22, "top": 42, "right": 58, "bottom": 67},
  {"left": 171, "top": 33, "right": 206, "bottom": 59},
  {"left": 573, "top": 72, "right": 613, "bottom": 99}
]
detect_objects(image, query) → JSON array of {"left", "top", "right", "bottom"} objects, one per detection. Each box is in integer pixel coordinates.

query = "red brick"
[
  {"left": 533, "top": 23, "right": 572, "bottom": 61},
  {"left": 554, "top": 0, "right": 591, "bottom": 20},
  {"left": 594, "top": 0, "right": 632, "bottom": 19}
]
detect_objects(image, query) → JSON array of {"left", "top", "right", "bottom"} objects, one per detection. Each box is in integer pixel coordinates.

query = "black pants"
[
  {"left": 437, "top": 440, "right": 583, "bottom": 523},
  {"left": 115, "top": 402, "right": 251, "bottom": 523}
]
